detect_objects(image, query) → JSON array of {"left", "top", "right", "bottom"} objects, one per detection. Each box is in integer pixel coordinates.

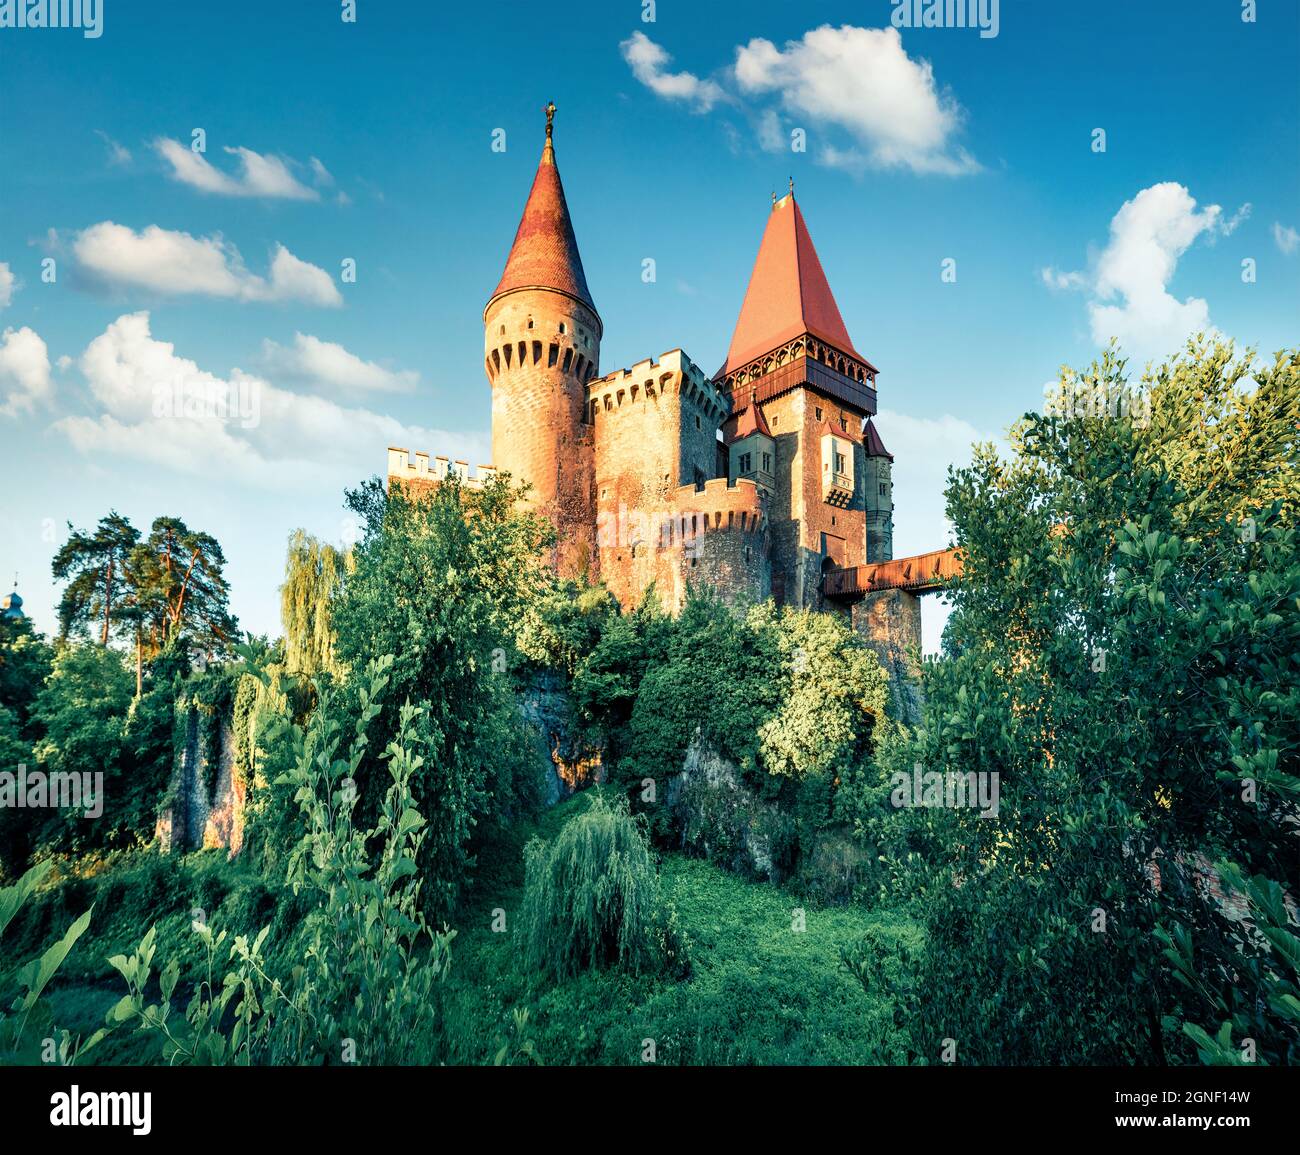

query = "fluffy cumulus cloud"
[
  {"left": 0, "top": 262, "right": 14, "bottom": 309},
  {"left": 622, "top": 25, "right": 976, "bottom": 176},
  {"left": 53, "top": 312, "right": 481, "bottom": 490},
  {"left": 1044, "top": 183, "right": 1240, "bottom": 362},
  {"left": 72, "top": 222, "right": 342, "bottom": 307},
  {"left": 733, "top": 25, "right": 977, "bottom": 175},
  {"left": 620, "top": 31, "right": 725, "bottom": 111},
  {"left": 1274, "top": 222, "right": 1300, "bottom": 255},
  {"left": 154, "top": 138, "right": 319, "bottom": 200},
  {"left": 0, "top": 325, "right": 53, "bottom": 417},
  {"left": 260, "top": 332, "right": 418, "bottom": 393}
]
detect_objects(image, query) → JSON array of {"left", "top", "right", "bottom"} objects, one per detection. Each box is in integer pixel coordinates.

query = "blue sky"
[{"left": 1, "top": 0, "right": 1297, "bottom": 651}]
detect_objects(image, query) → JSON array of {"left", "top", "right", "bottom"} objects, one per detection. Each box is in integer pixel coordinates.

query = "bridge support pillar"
[{"left": 852, "top": 588, "right": 923, "bottom": 725}]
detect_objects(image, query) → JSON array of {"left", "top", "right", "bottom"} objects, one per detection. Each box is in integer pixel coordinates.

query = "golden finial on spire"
[
  {"left": 544, "top": 101, "right": 556, "bottom": 140},
  {"left": 789, "top": 176, "right": 795, "bottom": 197},
  {"left": 771, "top": 189, "right": 777, "bottom": 208}
]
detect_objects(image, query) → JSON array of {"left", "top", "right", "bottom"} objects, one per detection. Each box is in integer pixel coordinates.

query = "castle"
[{"left": 388, "top": 105, "right": 960, "bottom": 717}]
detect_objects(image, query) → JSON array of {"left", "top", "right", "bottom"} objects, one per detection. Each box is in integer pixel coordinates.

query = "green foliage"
[
  {"left": 520, "top": 794, "right": 683, "bottom": 982},
  {"left": 1158, "top": 864, "right": 1300, "bottom": 1065},
  {"left": 513, "top": 578, "right": 619, "bottom": 675},
  {"left": 0, "top": 861, "right": 102, "bottom": 1065},
  {"left": 51, "top": 511, "right": 138, "bottom": 645},
  {"left": 571, "top": 587, "right": 886, "bottom": 861},
  {"left": 103, "top": 657, "right": 456, "bottom": 1064},
  {"left": 52, "top": 512, "right": 238, "bottom": 676},
  {"left": 280, "top": 529, "right": 348, "bottom": 679},
  {"left": 331, "top": 474, "right": 553, "bottom": 918},
  {"left": 440, "top": 839, "right": 916, "bottom": 1065},
  {"left": 859, "top": 339, "right": 1299, "bottom": 1064}
]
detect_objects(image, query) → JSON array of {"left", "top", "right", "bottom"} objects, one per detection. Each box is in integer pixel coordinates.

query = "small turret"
[
  {"left": 728, "top": 390, "right": 775, "bottom": 493},
  {"left": 863, "top": 418, "right": 894, "bottom": 563}
]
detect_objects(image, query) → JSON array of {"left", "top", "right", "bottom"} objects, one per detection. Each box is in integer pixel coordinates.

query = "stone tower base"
[{"left": 852, "top": 588, "right": 923, "bottom": 725}]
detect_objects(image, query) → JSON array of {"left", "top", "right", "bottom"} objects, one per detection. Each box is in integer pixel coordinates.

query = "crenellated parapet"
[
  {"left": 587, "top": 348, "right": 728, "bottom": 429},
  {"left": 387, "top": 447, "right": 499, "bottom": 493},
  {"left": 597, "top": 475, "right": 770, "bottom": 611},
  {"left": 659, "top": 476, "right": 769, "bottom": 544}
]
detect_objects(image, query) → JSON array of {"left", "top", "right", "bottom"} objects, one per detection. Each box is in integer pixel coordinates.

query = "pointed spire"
[
  {"left": 487, "top": 103, "right": 597, "bottom": 318},
  {"left": 863, "top": 417, "right": 893, "bottom": 460},
  {"left": 732, "top": 388, "right": 773, "bottom": 441},
  {"left": 718, "top": 191, "right": 863, "bottom": 377}
]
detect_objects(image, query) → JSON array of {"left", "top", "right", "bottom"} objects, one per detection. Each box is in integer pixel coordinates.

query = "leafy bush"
[
  {"left": 0, "top": 861, "right": 98, "bottom": 1065},
  {"left": 102, "top": 657, "right": 456, "bottom": 1064},
  {"left": 520, "top": 795, "right": 685, "bottom": 982},
  {"left": 861, "top": 339, "right": 1300, "bottom": 1064}
]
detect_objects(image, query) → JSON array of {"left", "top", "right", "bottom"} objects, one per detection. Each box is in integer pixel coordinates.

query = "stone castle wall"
[{"left": 757, "top": 389, "right": 869, "bottom": 609}]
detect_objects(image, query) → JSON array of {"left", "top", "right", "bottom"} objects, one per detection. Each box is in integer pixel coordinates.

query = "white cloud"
[
  {"left": 733, "top": 25, "right": 977, "bottom": 176},
  {"left": 1088, "top": 183, "right": 1224, "bottom": 360},
  {"left": 309, "top": 157, "right": 334, "bottom": 186},
  {"left": 1220, "top": 203, "right": 1251, "bottom": 236},
  {"left": 72, "top": 221, "right": 342, "bottom": 307},
  {"left": 55, "top": 313, "right": 482, "bottom": 490},
  {"left": 620, "top": 31, "right": 725, "bottom": 112},
  {"left": 95, "top": 129, "right": 131, "bottom": 166},
  {"left": 260, "top": 332, "right": 418, "bottom": 393},
  {"left": 1274, "top": 221, "right": 1300, "bottom": 255},
  {"left": 0, "top": 262, "right": 15, "bottom": 309},
  {"left": 1047, "top": 183, "right": 1234, "bottom": 362},
  {"left": 756, "top": 108, "right": 784, "bottom": 153},
  {"left": 0, "top": 326, "right": 53, "bottom": 417},
  {"left": 154, "top": 138, "right": 319, "bottom": 200},
  {"left": 1040, "top": 266, "right": 1087, "bottom": 291}
]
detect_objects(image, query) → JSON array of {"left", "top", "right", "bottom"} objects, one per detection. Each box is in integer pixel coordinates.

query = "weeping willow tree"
[
  {"left": 280, "top": 530, "right": 348, "bottom": 679},
  {"left": 520, "top": 795, "right": 684, "bottom": 982}
]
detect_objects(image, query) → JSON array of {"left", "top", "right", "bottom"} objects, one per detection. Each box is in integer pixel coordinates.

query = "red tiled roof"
[
  {"left": 719, "top": 192, "right": 863, "bottom": 376},
  {"left": 732, "top": 393, "right": 773, "bottom": 440},
  {"left": 487, "top": 116, "right": 595, "bottom": 314}
]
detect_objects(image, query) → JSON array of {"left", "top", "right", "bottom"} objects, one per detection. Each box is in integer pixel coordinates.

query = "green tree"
[
  {"left": 280, "top": 529, "right": 348, "bottom": 679},
  {"left": 331, "top": 474, "right": 553, "bottom": 918},
  {"left": 51, "top": 511, "right": 138, "bottom": 645},
  {"left": 104, "top": 657, "right": 456, "bottom": 1065},
  {"left": 856, "top": 339, "right": 1299, "bottom": 1064},
  {"left": 130, "top": 517, "right": 238, "bottom": 663},
  {"left": 520, "top": 794, "right": 685, "bottom": 982}
]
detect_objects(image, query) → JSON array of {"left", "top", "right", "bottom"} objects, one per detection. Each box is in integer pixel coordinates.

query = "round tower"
[
  {"left": 863, "top": 418, "right": 894, "bottom": 563},
  {"left": 483, "top": 102, "right": 601, "bottom": 578}
]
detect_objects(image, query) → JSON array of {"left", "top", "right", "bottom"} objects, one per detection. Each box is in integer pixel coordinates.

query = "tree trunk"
[
  {"left": 101, "top": 558, "right": 113, "bottom": 645},
  {"left": 135, "top": 624, "right": 143, "bottom": 698}
]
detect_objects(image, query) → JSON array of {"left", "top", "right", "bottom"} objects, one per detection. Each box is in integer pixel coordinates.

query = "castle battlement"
[
  {"left": 588, "top": 348, "right": 727, "bottom": 426},
  {"left": 387, "top": 447, "right": 498, "bottom": 490},
  {"left": 663, "top": 477, "right": 768, "bottom": 541}
]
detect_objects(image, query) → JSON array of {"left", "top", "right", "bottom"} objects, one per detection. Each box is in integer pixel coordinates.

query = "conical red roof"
[
  {"left": 487, "top": 109, "right": 596, "bottom": 316},
  {"left": 718, "top": 192, "right": 862, "bottom": 376},
  {"left": 732, "top": 392, "right": 773, "bottom": 440}
]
